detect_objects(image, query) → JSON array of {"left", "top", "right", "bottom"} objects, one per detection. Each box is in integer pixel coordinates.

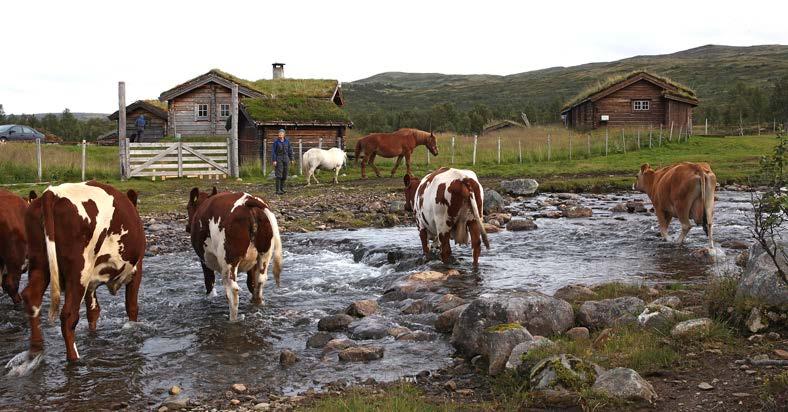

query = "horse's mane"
[{"left": 397, "top": 128, "right": 431, "bottom": 138}]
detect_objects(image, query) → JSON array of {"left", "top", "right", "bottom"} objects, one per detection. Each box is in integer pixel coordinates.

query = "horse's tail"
[
  {"left": 354, "top": 140, "right": 363, "bottom": 166},
  {"left": 41, "top": 191, "right": 61, "bottom": 323},
  {"left": 465, "top": 181, "right": 490, "bottom": 250}
]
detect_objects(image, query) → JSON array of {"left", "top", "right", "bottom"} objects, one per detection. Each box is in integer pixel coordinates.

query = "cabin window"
[
  {"left": 220, "top": 104, "right": 230, "bottom": 118},
  {"left": 633, "top": 100, "right": 650, "bottom": 111},
  {"left": 196, "top": 104, "right": 209, "bottom": 120}
]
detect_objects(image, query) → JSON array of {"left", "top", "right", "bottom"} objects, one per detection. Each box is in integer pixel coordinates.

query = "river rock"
[
  {"left": 625, "top": 201, "right": 647, "bottom": 213},
  {"left": 323, "top": 338, "right": 357, "bottom": 352},
  {"left": 401, "top": 299, "right": 432, "bottom": 314},
  {"left": 346, "top": 299, "right": 379, "bottom": 317},
  {"left": 317, "top": 314, "right": 354, "bottom": 332},
  {"left": 483, "top": 223, "right": 500, "bottom": 233},
  {"left": 746, "top": 307, "right": 768, "bottom": 333},
  {"left": 482, "top": 324, "right": 534, "bottom": 375},
  {"left": 484, "top": 190, "right": 506, "bottom": 213},
  {"left": 500, "top": 179, "right": 538, "bottom": 196},
  {"left": 553, "top": 284, "right": 597, "bottom": 302},
  {"left": 231, "top": 383, "right": 247, "bottom": 393},
  {"left": 565, "top": 327, "right": 590, "bottom": 341},
  {"left": 529, "top": 354, "right": 601, "bottom": 391},
  {"left": 395, "top": 330, "right": 435, "bottom": 342},
  {"left": 721, "top": 240, "right": 750, "bottom": 250},
  {"left": 671, "top": 318, "right": 714, "bottom": 338},
  {"left": 592, "top": 367, "right": 657, "bottom": 403},
  {"left": 451, "top": 293, "right": 573, "bottom": 357},
  {"left": 306, "top": 331, "right": 335, "bottom": 348},
  {"left": 560, "top": 205, "right": 593, "bottom": 218},
  {"left": 506, "top": 337, "right": 556, "bottom": 371},
  {"left": 348, "top": 316, "right": 394, "bottom": 340},
  {"left": 160, "top": 396, "right": 190, "bottom": 411},
  {"left": 488, "top": 212, "right": 512, "bottom": 224},
  {"left": 387, "top": 326, "right": 411, "bottom": 337},
  {"left": 388, "top": 200, "right": 406, "bottom": 213},
  {"left": 611, "top": 203, "right": 628, "bottom": 213},
  {"left": 637, "top": 304, "right": 689, "bottom": 329},
  {"left": 649, "top": 295, "right": 681, "bottom": 309},
  {"left": 506, "top": 219, "right": 538, "bottom": 231},
  {"left": 433, "top": 294, "right": 466, "bottom": 313},
  {"left": 279, "top": 349, "right": 299, "bottom": 366},
  {"left": 577, "top": 297, "right": 645, "bottom": 329},
  {"left": 338, "top": 346, "right": 384, "bottom": 362},
  {"left": 148, "top": 223, "right": 170, "bottom": 232},
  {"left": 435, "top": 304, "right": 468, "bottom": 333},
  {"left": 736, "top": 241, "right": 788, "bottom": 310}
]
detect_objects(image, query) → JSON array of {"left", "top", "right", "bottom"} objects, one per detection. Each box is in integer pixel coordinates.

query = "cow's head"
[
  {"left": 634, "top": 163, "right": 654, "bottom": 192},
  {"left": 24, "top": 190, "right": 38, "bottom": 205},
  {"left": 403, "top": 174, "right": 420, "bottom": 212},
  {"left": 426, "top": 132, "right": 439, "bottom": 156},
  {"left": 187, "top": 186, "right": 218, "bottom": 233},
  {"left": 126, "top": 190, "right": 139, "bottom": 208}
]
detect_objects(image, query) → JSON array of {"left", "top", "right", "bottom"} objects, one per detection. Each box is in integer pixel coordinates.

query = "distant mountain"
[
  {"left": 28, "top": 112, "right": 110, "bottom": 121},
  {"left": 344, "top": 44, "right": 788, "bottom": 115}
]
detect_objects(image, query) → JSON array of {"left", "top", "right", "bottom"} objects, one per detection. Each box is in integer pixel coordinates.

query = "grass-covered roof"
[
  {"left": 209, "top": 69, "right": 338, "bottom": 99},
  {"left": 243, "top": 97, "right": 350, "bottom": 124},
  {"left": 562, "top": 71, "right": 697, "bottom": 111}
]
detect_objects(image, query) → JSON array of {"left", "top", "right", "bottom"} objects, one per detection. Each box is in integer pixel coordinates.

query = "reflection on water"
[{"left": 0, "top": 191, "right": 753, "bottom": 409}]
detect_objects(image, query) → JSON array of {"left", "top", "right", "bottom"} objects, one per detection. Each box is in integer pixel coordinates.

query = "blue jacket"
[
  {"left": 272, "top": 138, "right": 293, "bottom": 162},
  {"left": 135, "top": 115, "right": 146, "bottom": 128}
]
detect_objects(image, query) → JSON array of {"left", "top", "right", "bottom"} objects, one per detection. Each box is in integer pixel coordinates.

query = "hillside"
[{"left": 344, "top": 44, "right": 788, "bottom": 116}]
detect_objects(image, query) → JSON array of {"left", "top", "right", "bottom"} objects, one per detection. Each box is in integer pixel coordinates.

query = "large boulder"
[
  {"left": 346, "top": 299, "right": 379, "bottom": 317},
  {"left": 592, "top": 367, "right": 657, "bottom": 403},
  {"left": 451, "top": 293, "right": 574, "bottom": 357},
  {"left": 381, "top": 270, "right": 462, "bottom": 302},
  {"left": 500, "top": 179, "right": 539, "bottom": 196},
  {"left": 506, "top": 219, "right": 538, "bottom": 231},
  {"left": 736, "top": 241, "right": 788, "bottom": 310},
  {"left": 317, "top": 314, "right": 354, "bottom": 332},
  {"left": 484, "top": 190, "right": 506, "bottom": 213},
  {"left": 670, "top": 318, "right": 714, "bottom": 339},
  {"left": 435, "top": 304, "right": 469, "bottom": 333},
  {"left": 637, "top": 304, "right": 690, "bottom": 329},
  {"left": 433, "top": 294, "right": 466, "bottom": 313},
  {"left": 553, "top": 284, "right": 597, "bottom": 302},
  {"left": 348, "top": 316, "right": 395, "bottom": 340},
  {"left": 481, "top": 324, "right": 534, "bottom": 375},
  {"left": 529, "top": 354, "right": 602, "bottom": 391},
  {"left": 577, "top": 297, "right": 645, "bottom": 329},
  {"left": 506, "top": 337, "right": 556, "bottom": 371},
  {"left": 649, "top": 295, "right": 681, "bottom": 309}
]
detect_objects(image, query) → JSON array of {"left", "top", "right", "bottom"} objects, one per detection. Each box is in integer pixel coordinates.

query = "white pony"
[{"left": 301, "top": 147, "right": 347, "bottom": 185}]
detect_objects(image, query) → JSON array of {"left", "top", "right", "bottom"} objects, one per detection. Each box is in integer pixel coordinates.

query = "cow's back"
[
  {"left": 0, "top": 190, "right": 28, "bottom": 266},
  {"left": 415, "top": 168, "right": 481, "bottom": 236},
  {"left": 650, "top": 162, "right": 712, "bottom": 215}
]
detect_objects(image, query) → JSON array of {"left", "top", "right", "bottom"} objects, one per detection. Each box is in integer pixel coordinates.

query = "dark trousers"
[{"left": 275, "top": 161, "right": 289, "bottom": 193}]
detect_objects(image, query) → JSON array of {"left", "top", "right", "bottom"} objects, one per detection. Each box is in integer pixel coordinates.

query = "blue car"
[{"left": 0, "top": 124, "right": 45, "bottom": 142}]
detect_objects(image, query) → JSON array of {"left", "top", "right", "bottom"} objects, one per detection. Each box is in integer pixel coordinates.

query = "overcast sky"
[{"left": 1, "top": 0, "right": 786, "bottom": 114}]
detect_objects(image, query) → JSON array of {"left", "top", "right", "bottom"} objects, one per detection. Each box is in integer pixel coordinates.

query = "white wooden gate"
[{"left": 127, "top": 141, "right": 229, "bottom": 179}]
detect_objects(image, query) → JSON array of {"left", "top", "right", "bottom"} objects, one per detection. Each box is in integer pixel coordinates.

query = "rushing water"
[{"left": 0, "top": 191, "right": 754, "bottom": 409}]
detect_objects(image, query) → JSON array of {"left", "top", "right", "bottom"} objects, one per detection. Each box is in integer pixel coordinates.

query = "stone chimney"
[{"left": 272, "top": 63, "right": 285, "bottom": 79}]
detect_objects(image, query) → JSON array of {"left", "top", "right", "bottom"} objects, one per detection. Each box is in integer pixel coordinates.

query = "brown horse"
[{"left": 354, "top": 128, "right": 438, "bottom": 178}]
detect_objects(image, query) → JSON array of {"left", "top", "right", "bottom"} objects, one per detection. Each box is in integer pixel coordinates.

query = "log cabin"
[
  {"left": 158, "top": 64, "right": 350, "bottom": 166},
  {"left": 101, "top": 100, "right": 169, "bottom": 144},
  {"left": 561, "top": 71, "right": 698, "bottom": 131}
]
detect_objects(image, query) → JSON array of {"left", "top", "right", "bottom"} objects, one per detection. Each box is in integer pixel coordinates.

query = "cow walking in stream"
[
  {"left": 187, "top": 188, "right": 283, "bottom": 321},
  {"left": 404, "top": 167, "right": 489, "bottom": 266},
  {"left": 20, "top": 181, "right": 145, "bottom": 364},
  {"left": 354, "top": 128, "right": 439, "bottom": 178},
  {"left": 0, "top": 189, "right": 35, "bottom": 303}
]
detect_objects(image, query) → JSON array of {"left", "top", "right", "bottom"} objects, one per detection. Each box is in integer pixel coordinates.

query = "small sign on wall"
[{"left": 600, "top": 115, "right": 610, "bottom": 122}]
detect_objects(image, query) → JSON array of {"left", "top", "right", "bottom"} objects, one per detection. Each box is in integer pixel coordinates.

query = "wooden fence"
[{"left": 126, "top": 141, "right": 230, "bottom": 180}]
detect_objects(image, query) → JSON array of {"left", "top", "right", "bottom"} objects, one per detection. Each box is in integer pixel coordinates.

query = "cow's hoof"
[
  {"left": 11, "top": 294, "right": 22, "bottom": 305},
  {"left": 251, "top": 297, "right": 264, "bottom": 306},
  {"left": 88, "top": 322, "right": 98, "bottom": 332}
]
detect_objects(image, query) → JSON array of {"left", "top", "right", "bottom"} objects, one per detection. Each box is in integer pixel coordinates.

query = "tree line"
[
  {"left": 0, "top": 106, "right": 114, "bottom": 142},
  {"left": 350, "top": 75, "right": 788, "bottom": 135}
]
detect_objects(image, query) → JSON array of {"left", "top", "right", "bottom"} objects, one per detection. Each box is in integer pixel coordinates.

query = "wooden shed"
[
  {"left": 482, "top": 119, "right": 527, "bottom": 135},
  {"left": 108, "top": 100, "right": 169, "bottom": 142},
  {"left": 561, "top": 71, "right": 698, "bottom": 131}
]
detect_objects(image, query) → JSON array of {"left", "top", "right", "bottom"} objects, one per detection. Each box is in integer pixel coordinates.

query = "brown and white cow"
[
  {"left": 0, "top": 189, "right": 35, "bottom": 303},
  {"left": 404, "top": 167, "right": 490, "bottom": 265},
  {"left": 187, "top": 188, "right": 283, "bottom": 321},
  {"left": 634, "top": 162, "right": 717, "bottom": 248},
  {"left": 22, "top": 181, "right": 145, "bottom": 362}
]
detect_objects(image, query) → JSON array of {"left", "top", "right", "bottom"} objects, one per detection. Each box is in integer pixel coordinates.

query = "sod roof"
[
  {"left": 208, "top": 69, "right": 338, "bottom": 99},
  {"left": 243, "top": 97, "right": 350, "bottom": 124},
  {"left": 561, "top": 71, "right": 698, "bottom": 111}
]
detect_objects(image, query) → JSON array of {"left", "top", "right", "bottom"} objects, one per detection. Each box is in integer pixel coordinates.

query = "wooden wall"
[
  {"left": 594, "top": 80, "right": 665, "bottom": 129},
  {"left": 125, "top": 108, "right": 166, "bottom": 142},
  {"left": 238, "top": 124, "right": 347, "bottom": 167},
  {"left": 666, "top": 100, "right": 693, "bottom": 132},
  {"left": 168, "top": 83, "right": 233, "bottom": 137}
]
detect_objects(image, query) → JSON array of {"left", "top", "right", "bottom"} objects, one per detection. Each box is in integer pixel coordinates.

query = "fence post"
[
  {"left": 649, "top": 125, "right": 653, "bottom": 148},
  {"left": 427, "top": 148, "right": 430, "bottom": 165},
  {"left": 319, "top": 137, "right": 323, "bottom": 149},
  {"left": 569, "top": 132, "right": 573, "bottom": 160},
  {"left": 178, "top": 141, "right": 183, "bottom": 178},
  {"left": 669, "top": 122, "right": 674, "bottom": 142},
  {"left": 81, "top": 140, "right": 86, "bottom": 181},
  {"left": 678, "top": 126, "right": 683, "bottom": 143},
  {"left": 262, "top": 138, "right": 267, "bottom": 177},
  {"left": 705, "top": 118, "right": 708, "bottom": 135},
  {"left": 497, "top": 136, "right": 501, "bottom": 164},
  {"left": 605, "top": 128, "right": 609, "bottom": 156},
  {"left": 451, "top": 136, "right": 455, "bottom": 165},
  {"left": 118, "top": 81, "right": 127, "bottom": 180},
  {"left": 621, "top": 129, "right": 626, "bottom": 154},
  {"left": 298, "top": 139, "right": 303, "bottom": 176},
  {"left": 472, "top": 135, "right": 477, "bottom": 166},
  {"left": 230, "top": 83, "right": 239, "bottom": 178},
  {"left": 547, "top": 133, "right": 552, "bottom": 161},
  {"left": 518, "top": 140, "right": 522, "bottom": 164},
  {"left": 587, "top": 133, "right": 591, "bottom": 157},
  {"left": 637, "top": 128, "right": 641, "bottom": 150},
  {"left": 659, "top": 124, "right": 663, "bottom": 146},
  {"left": 36, "top": 138, "right": 42, "bottom": 182}
]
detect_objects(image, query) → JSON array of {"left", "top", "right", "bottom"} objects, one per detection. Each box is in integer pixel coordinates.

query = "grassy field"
[{"left": 0, "top": 134, "right": 778, "bottom": 207}]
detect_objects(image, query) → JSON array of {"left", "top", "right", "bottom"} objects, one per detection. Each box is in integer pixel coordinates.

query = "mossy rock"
[
  {"left": 529, "top": 354, "right": 602, "bottom": 392},
  {"left": 485, "top": 322, "right": 523, "bottom": 333}
]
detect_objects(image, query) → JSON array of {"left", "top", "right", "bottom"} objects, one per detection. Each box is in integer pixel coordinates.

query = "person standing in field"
[
  {"left": 272, "top": 128, "right": 294, "bottom": 195},
  {"left": 134, "top": 114, "right": 146, "bottom": 143}
]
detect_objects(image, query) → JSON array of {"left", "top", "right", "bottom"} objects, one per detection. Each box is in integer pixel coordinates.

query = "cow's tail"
[
  {"left": 467, "top": 185, "right": 490, "bottom": 250},
  {"left": 354, "top": 140, "right": 363, "bottom": 166},
  {"left": 700, "top": 171, "right": 716, "bottom": 236},
  {"left": 245, "top": 196, "right": 282, "bottom": 287},
  {"left": 42, "top": 191, "right": 61, "bottom": 323}
]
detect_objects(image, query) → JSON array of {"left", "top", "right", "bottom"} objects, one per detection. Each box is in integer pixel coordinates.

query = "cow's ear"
[
  {"left": 28, "top": 190, "right": 37, "bottom": 201},
  {"left": 126, "top": 190, "right": 138, "bottom": 207},
  {"left": 211, "top": 186, "right": 218, "bottom": 196},
  {"left": 189, "top": 187, "right": 200, "bottom": 206},
  {"left": 640, "top": 163, "right": 650, "bottom": 173}
]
